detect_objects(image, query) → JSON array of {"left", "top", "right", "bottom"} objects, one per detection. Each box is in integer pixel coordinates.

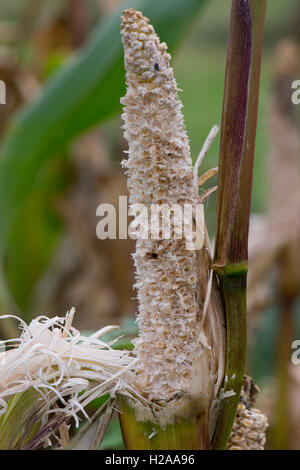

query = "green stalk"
[
  {"left": 212, "top": 0, "right": 267, "bottom": 449},
  {"left": 212, "top": 265, "right": 247, "bottom": 449},
  {"left": 118, "top": 396, "right": 209, "bottom": 450}
]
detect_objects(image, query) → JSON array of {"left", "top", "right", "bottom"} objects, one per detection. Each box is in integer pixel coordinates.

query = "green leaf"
[
  {"left": 0, "top": 0, "right": 207, "bottom": 313},
  {"left": 100, "top": 316, "right": 138, "bottom": 351},
  {"left": 3, "top": 154, "right": 70, "bottom": 315},
  {"left": 0, "top": 389, "right": 43, "bottom": 450},
  {"left": 99, "top": 418, "right": 124, "bottom": 450}
]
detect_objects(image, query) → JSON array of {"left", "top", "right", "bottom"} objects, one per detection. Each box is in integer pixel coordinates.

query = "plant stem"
[
  {"left": 211, "top": 265, "right": 247, "bottom": 449},
  {"left": 212, "top": 0, "right": 267, "bottom": 449},
  {"left": 213, "top": 0, "right": 252, "bottom": 269},
  {"left": 118, "top": 397, "right": 210, "bottom": 450}
]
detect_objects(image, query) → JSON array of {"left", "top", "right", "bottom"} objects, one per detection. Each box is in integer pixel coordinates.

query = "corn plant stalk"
[
  {"left": 212, "top": 0, "right": 267, "bottom": 449},
  {"left": 118, "top": 396, "right": 210, "bottom": 450}
]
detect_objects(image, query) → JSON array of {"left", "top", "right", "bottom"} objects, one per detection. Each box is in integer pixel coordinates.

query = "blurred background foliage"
[{"left": 0, "top": 0, "right": 300, "bottom": 449}]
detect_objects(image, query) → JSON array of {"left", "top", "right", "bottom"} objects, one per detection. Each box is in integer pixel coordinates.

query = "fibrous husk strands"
[{"left": 0, "top": 309, "right": 137, "bottom": 448}]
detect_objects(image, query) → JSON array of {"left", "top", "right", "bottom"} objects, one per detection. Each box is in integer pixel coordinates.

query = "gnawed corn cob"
[
  {"left": 228, "top": 376, "right": 268, "bottom": 450},
  {"left": 119, "top": 8, "right": 226, "bottom": 448},
  {"left": 228, "top": 404, "right": 268, "bottom": 450}
]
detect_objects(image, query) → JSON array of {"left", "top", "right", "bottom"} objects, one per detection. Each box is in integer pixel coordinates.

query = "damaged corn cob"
[
  {"left": 228, "top": 376, "right": 268, "bottom": 450},
  {"left": 119, "top": 8, "right": 226, "bottom": 448},
  {"left": 121, "top": 7, "right": 205, "bottom": 400}
]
